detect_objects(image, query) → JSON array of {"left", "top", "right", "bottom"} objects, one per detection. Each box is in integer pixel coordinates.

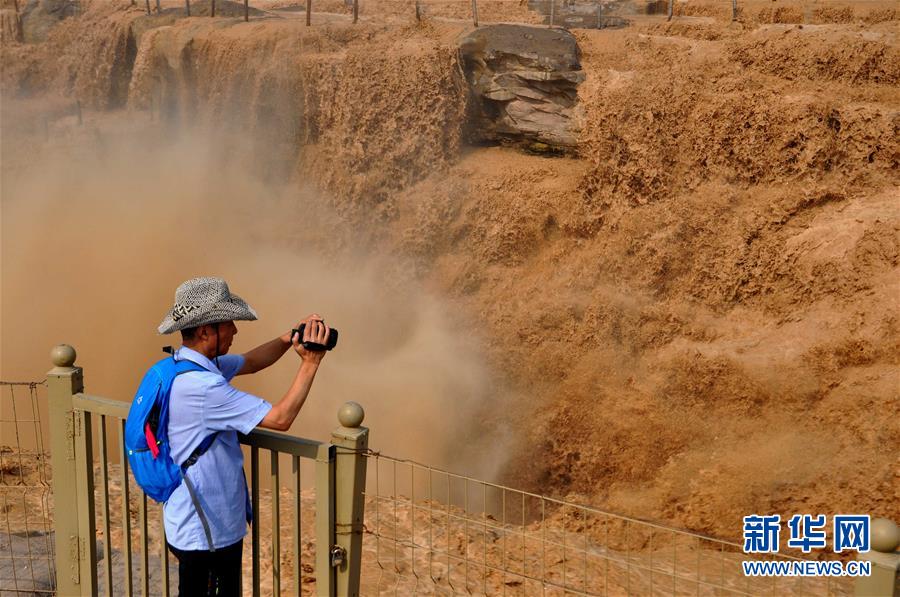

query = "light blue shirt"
[{"left": 163, "top": 346, "right": 272, "bottom": 551}]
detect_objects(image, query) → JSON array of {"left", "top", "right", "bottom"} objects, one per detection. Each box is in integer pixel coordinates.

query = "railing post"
[
  {"left": 47, "top": 344, "right": 94, "bottom": 596},
  {"left": 331, "top": 402, "right": 368, "bottom": 596},
  {"left": 315, "top": 443, "right": 336, "bottom": 596},
  {"left": 856, "top": 518, "right": 900, "bottom": 596}
]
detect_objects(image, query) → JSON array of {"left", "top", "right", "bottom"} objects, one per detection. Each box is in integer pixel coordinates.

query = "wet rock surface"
[{"left": 458, "top": 24, "right": 584, "bottom": 149}]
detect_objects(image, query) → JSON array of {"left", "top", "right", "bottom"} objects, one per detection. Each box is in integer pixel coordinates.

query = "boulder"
[{"left": 458, "top": 24, "right": 584, "bottom": 149}]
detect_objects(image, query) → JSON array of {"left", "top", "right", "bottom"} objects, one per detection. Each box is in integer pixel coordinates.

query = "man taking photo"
[{"left": 156, "top": 276, "right": 330, "bottom": 596}]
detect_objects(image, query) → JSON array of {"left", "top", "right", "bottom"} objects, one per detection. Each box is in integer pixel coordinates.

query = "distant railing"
[
  {"left": 43, "top": 343, "right": 368, "bottom": 596},
  {"left": 121, "top": 0, "right": 895, "bottom": 31}
]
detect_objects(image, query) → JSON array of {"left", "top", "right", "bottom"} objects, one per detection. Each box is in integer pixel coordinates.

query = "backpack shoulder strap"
[
  {"left": 173, "top": 358, "right": 208, "bottom": 375},
  {"left": 182, "top": 431, "right": 220, "bottom": 470}
]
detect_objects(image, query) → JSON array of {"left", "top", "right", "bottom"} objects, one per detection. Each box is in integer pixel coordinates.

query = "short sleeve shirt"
[{"left": 163, "top": 346, "right": 272, "bottom": 551}]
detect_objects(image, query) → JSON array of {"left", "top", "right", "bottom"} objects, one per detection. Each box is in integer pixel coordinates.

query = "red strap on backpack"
[{"left": 144, "top": 423, "right": 160, "bottom": 459}]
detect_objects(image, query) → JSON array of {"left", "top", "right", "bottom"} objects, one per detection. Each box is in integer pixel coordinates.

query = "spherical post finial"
[
  {"left": 337, "top": 401, "right": 365, "bottom": 428},
  {"left": 50, "top": 344, "right": 76, "bottom": 368},
  {"left": 871, "top": 518, "right": 900, "bottom": 553}
]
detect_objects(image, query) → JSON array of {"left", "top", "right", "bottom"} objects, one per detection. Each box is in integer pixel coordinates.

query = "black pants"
[{"left": 168, "top": 539, "right": 242, "bottom": 597}]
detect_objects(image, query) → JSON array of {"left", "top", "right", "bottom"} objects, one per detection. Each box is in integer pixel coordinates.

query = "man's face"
[
  {"left": 214, "top": 321, "right": 238, "bottom": 355},
  {"left": 197, "top": 321, "right": 237, "bottom": 355}
]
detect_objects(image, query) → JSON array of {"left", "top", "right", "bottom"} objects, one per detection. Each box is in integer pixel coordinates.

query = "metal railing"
[
  {"left": 42, "top": 343, "right": 368, "bottom": 596},
  {"left": 359, "top": 454, "right": 899, "bottom": 596},
  {"left": 4, "top": 345, "right": 898, "bottom": 595}
]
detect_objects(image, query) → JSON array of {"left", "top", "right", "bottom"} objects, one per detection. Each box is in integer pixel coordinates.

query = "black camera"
[{"left": 291, "top": 323, "right": 338, "bottom": 351}]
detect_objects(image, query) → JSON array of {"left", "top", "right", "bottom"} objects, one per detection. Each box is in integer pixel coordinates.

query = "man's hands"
[
  {"left": 285, "top": 314, "right": 330, "bottom": 364},
  {"left": 259, "top": 314, "right": 330, "bottom": 431}
]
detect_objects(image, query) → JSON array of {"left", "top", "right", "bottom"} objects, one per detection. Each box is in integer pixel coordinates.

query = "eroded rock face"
[
  {"left": 459, "top": 24, "right": 584, "bottom": 149},
  {"left": 21, "top": 0, "right": 77, "bottom": 43},
  {"left": 1, "top": 10, "right": 22, "bottom": 44}
]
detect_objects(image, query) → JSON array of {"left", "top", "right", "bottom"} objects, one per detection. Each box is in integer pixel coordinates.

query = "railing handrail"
[
  {"left": 71, "top": 391, "right": 324, "bottom": 459},
  {"left": 239, "top": 427, "right": 322, "bottom": 459},
  {"left": 71, "top": 392, "right": 129, "bottom": 418}
]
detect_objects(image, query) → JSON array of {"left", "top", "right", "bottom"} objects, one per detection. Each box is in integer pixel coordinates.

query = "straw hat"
[{"left": 158, "top": 277, "right": 258, "bottom": 334}]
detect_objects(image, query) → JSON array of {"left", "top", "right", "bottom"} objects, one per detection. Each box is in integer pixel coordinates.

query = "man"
[{"left": 156, "top": 276, "right": 330, "bottom": 596}]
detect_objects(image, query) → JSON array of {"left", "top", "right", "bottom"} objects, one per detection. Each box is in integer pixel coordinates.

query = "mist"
[{"left": 0, "top": 110, "right": 506, "bottom": 479}]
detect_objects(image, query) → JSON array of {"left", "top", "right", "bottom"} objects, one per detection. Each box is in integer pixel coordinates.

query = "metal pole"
[
  {"left": 596, "top": 3, "right": 601, "bottom": 29},
  {"left": 306, "top": 0, "right": 311, "bottom": 25},
  {"left": 352, "top": 0, "right": 358, "bottom": 23},
  {"left": 245, "top": 0, "right": 249, "bottom": 21},
  {"left": 47, "top": 345, "right": 87, "bottom": 596},
  {"left": 549, "top": 0, "right": 554, "bottom": 26},
  {"left": 471, "top": 0, "right": 477, "bottom": 27},
  {"left": 185, "top": 0, "right": 190, "bottom": 16},
  {"left": 332, "top": 403, "right": 369, "bottom": 596},
  {"left": 415, "top": 0, "right": 420, "bottom": 21},
  {"left": 667, "top": 0, "right": 673, "bottom": 21},
  {"left": 211, "top": 0, "right": 216, "bottom": 17},
  {"left": 732, "top": 0, "right": 737, "bottom": 21},
  {"left": 315, "top": 443, "right": 336, "bottom": 596},
  {"left": 155, "top": 0, "right": 160, "bottom": 12},
  {"left": 73, "top": 409, "right": 97, "bottom": 594}
]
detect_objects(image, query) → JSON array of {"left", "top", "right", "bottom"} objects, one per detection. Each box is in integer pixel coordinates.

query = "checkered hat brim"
[{"left": 158, "top": 277, "right": 258, "bottom": 334}]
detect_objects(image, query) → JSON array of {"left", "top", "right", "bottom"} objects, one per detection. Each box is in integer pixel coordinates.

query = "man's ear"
[{"left": 195, "top": 324, "right": 213, "bottom": 341}]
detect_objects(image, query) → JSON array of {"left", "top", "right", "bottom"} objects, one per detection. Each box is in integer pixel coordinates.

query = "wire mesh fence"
[
  {"left": 0, "top": 380, "right": 56, "bottom": 595},
  {"left": 360, "top": 453, "right": 856, "bottom": 596}
]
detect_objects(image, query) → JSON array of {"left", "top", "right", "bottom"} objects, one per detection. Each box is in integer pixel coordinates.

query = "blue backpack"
[{"left": 125, "top": 355, "right": 219, "bottom": 549}]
